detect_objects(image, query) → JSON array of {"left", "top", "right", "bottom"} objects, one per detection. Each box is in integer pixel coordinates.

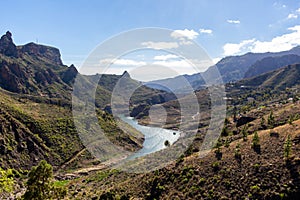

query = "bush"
[
  {"left": 22, "top": 160, "right": 67, "bottom": 200},
  {"left": 0, "top": 168, "right": 14, "bottom": 193},
  {"left": 212, "top": 162, "right": 220, "bottom": 171}
]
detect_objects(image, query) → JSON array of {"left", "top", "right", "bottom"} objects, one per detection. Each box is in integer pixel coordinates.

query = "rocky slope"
[{"left": 0, "top": 31, "right": 170, "bottom": 170}]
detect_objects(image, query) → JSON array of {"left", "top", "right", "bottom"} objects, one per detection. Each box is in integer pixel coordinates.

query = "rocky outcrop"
[
  {"left": 0, "top": 31, "right": 72, "bottom": 98},
  {"left": 20, "top": 42, "right": 63, "bottom": 65},
  {"left": 61, "top": 64, "right": 78, "bottom": 84},
  {"left": 0, "top": 31, "right": 18, "bottom": 57},
  {"left": 0, "top": 60, "right": 28, "bottom": 92},
  {"left": 34, "top": 68, "right": 61, "bottom": 85}
]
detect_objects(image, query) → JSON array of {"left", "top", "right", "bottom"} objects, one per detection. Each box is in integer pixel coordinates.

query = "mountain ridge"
[{"left": 146, "top": 45, "right": 300, "bottom": 92}]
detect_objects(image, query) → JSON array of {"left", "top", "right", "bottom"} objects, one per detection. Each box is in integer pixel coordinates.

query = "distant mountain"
[
  {"left": 236, "top": 63, "right": 300, "bottom": 90},
  {"left": 146, "top": 46, "right": 300, "bottom": 92},
  {"left": 244, "top": 54, "right": 300, "bottom": 78}
]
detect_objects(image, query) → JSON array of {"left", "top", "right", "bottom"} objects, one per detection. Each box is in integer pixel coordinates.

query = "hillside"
[
  {"left": 64, "top": 101, "right": 300, "bottom": 199},
  {"left": 0, "top": 31, "right": 74, "bottom": 99},
  {"left": 0, "top": 31, "right": 300, "bottom": 200},
  {"left": 147, "top": 46, "right": 300, "bottom": 92},
  {"left": 0, "top": 32, "right": 170, "bottom": 170},
  {"left": 244, "top": 54, "right": 300, "bottom": 78},
  {"left": 235, "top": 63, "right": 300, "bottom": 90}
]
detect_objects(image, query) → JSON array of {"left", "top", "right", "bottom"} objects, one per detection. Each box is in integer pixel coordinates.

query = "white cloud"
[
  {"left": 153, "top": 59, "right": 192, "bottom": 68},
  {"left": 223, "top": 39, "right": 255, "bottom": 56},
  {"left": 141, "top": 41, "right": 178, "bottom": 49},
  {"left": 227, "top": 19, "right": 240, "bottom": 24},
  {"left": 212, "top": 57, "right": 222, "bottom": 64},
  {"left": 99, "top": 58, "right": 146, "bottom": 66},
  {"left": 297, "top": 8, "right": 300, "bottom": 13},
  {"left": 251, "top": 25, "right": 300, "bottom": 53},
  {"left": 273, "top": 2, "right": 286, "bottom": 9},
  {"left": 114, "top": 59, "right": 146, "bottom": 66},
  {"left": 199, "top": 28, "right": 213, "bottom": 34},
  {"left": 287, "top": 13, "right": 298, "bottom": 19},
  {"left": 153, "top": 54, "right": 179, "bottom": 61},
  {"left": 222, "top": 25, "right": 300, "bottom": 56},
  {"left": 171, "top": 29, "right": 199, "bottom": 40}
]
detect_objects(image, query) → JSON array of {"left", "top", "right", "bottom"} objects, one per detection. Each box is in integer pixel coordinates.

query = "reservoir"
[{"left": 119, "top": 115, "right": 180, "bottom": 159}]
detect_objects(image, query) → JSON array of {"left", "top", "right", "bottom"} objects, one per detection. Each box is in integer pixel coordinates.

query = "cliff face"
[
  {"left": 19, "top": 42, "right": 63, "bottom": 65},
  {"left": 0, "top": 31, "right": 73, "bottom": 98},
  {"left": 0, "top": 31, "right": 18, "bottom": 57}
]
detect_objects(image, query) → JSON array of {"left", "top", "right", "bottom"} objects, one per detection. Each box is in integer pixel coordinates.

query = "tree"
[
  {"left": 221, "top": 126, "right": 229, "bottom": 137},
  {"left": 164, "top": 140, "right": 170, "bottom": 147},
  {"left": 214, "top": 139, "right": 222, "bottom": 160},
  {"left": 22, "top": 160, "right": 67, "bottom": 200},
  {"left": 260, "top": 117, "right": 266, "bottom": 129},
  {"left": 267, "top": 111, "right": 275, "bottom": 128},
  {"left": 234, "top": 143, "right": 242, "bottom": 161},
  {"left": 0, "top": 167, "right": 14, "bottom": 193},
  {"left": 242, "top": 125, "right": 248, "bottom": 141},
  {"left": 252, "top": 131, "right": 260, "bottom": 153},
  {"left": 284, "top": 135, "right": 292, "bottom": 159}
]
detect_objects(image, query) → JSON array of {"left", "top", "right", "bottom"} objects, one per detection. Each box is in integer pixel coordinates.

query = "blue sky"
[{"left": 1, "top": 0, "right": 300, "bottom": 77}]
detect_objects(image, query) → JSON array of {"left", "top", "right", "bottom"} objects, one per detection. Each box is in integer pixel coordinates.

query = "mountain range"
[
  {"left": 147, "top": 45, "right": 300, "bottom": 92},
  {"left": 0, "top": 31, "right": 300, "bottom": 199},
  {"left": 0, "top": 31, "right": 174, "bottom": 170}
]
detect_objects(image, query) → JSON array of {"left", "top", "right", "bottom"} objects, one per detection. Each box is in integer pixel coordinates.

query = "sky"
[{"left": 1, "top": 0, "right": 300, "bottom": 79}]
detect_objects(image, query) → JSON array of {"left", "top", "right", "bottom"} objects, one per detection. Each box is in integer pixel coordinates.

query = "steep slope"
[
  {"left": 0, "top": 31, "right": 74, "bottom": 99},
  {"left": 236, "top": 63, "right": 300, "bottom": 90},
  {"left": 244, "top": 54, "right": 300, "bottom": 78},
  {"left": 0, "top": 32, "right": 152, "bottom": 170},
  {"left": 67, "top": 102, "right": 300, "bottom": 199},
  {"left": 0, "top": 31, "right": 179, "bottom": 170}
]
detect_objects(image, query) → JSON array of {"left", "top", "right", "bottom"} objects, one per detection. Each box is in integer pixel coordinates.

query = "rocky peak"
[
  {"left": 0, "top": 31, "right": 18, "bottom": 57},
  {"left": 62, "top": 64, "right": 78, "bottom": 84},
  {"left": 121, "top": 70, "right": 130, "bottom": 78},
  {"left": 20, "top": 42, "right": 63, "bottom": 65}
]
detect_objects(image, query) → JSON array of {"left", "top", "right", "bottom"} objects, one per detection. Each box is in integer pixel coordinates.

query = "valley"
[{"left": 0, "top": 31, "right": 299, "bottom": 200}]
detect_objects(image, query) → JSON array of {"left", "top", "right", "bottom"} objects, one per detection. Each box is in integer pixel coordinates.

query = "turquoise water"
[{"left": 119, "top": 115, "right": 180, "bottom": 159}]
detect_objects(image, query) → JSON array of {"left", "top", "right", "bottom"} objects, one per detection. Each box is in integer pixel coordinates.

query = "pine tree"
[
  {"left": 267, "top": 111, "right": 275, "bottom": 128},
  {"left": 242, "top": 125, "right": 248, "bottom": 141},
  {"left": 22, "top": 160, "right": 67, "bottom": 200},
  {"left": 252, "top": 131, "right": 260, "bottom": 153},
  {"left": 284, "top": 135, "right": 292, "bottom": 159},
  {"left": 214, "top": 139, "right": 222, "bottom": 159},
  {"left": 234, "top": 143, "right": 242, "bottom": 160},
  {"left": 260, "top": 117, "right": 266, "bottom": 129}
]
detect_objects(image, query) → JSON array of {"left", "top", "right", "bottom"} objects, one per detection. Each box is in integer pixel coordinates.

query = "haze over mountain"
[{"left": 146, "top": 45, "right": 300, "bottom": 93}]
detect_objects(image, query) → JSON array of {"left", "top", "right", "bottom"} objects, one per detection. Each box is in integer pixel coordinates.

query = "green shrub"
[{"left": 0, "top": 167, "right": 14, "bottom": 193}]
